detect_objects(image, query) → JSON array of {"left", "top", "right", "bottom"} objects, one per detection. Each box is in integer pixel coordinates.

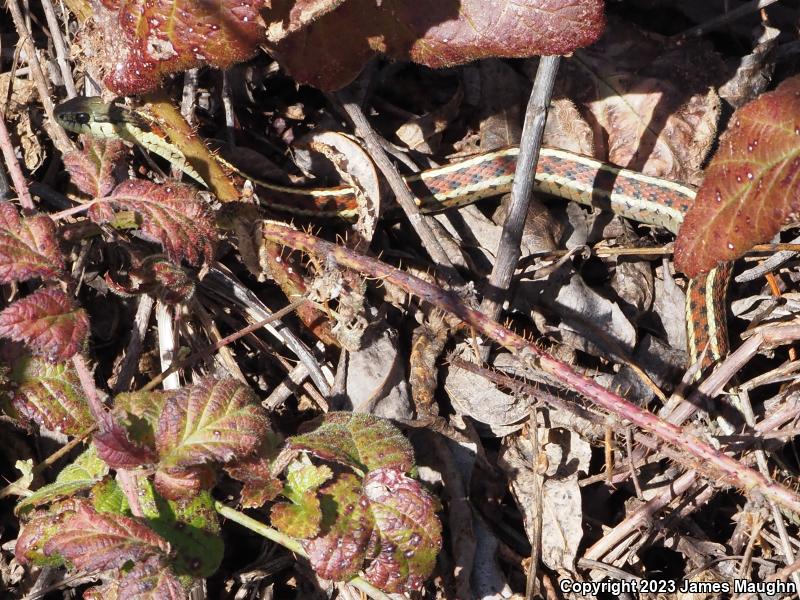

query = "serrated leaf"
[
  {"left": 362, "top": 468, "right": 442, "bottom": 593},
  {"left": 95, "top": 412, "right": 158, "bottom": 469},
  {"left": 225, "top": 431, "right": 284, "bottom": 508},
  {"left": 43, "top": 502, "right": 170, "bottom": 572},
  {"left": 15, "top": 500, "right": 80, "bottom": 567},
  {"left": 675, "top": 74, "right": 800, "bottom": 276},
  {"left": 286, "top": 463, "right": 334, "bottom": 499},
  {"left": 153, "top": 465, "right": 215, "bottom": 500},
  {"left": 16, "top": 446, "right": 109, "bottom": 514},
  {"left": 135, "top": 480, "right": 224, "bottom": 577},
  {"left": 0, "top": 203, "right": 63, "bottom": 284},
  {"left": 62, "top": 134, "right": 126, "bottom": 197},
  {"left": 302, "top": 473, "right": 374, "bottom": 581},
  {"left": 267, "top": 0, "right": 605, "bottom": 90},
  {"left": 10, "top": 354, "right": 92, "bottom": 435},
  {"left": 155, "top": 377, "right": 270, "bottom": 468},
  {"left": 270, "top": 464, "right": 332, "bottom": 538},
  {"left": 0, "top": 288, "right": 89, "bottom": 362},
  {"left": 118, "top": 555, "right": 185, "bottom": 600},
  {"left": 270, "top": 490, "right": 322, "bottom": 539},
  {"left": 289, "top": 412, "right": 414, "bottom": 474},
  {"left": 114, "top": 388, "right": 170, "bottom": 449},
  {"left": 101, "top": 0, "right": 266, "bottom": 95},
  {"left": 91, "top": 180, "right": 216, "bottom": 266}
]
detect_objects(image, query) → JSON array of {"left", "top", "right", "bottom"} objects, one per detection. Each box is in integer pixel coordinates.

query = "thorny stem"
[
  {"left": 260, "top": 221, "right": 800, "bottom": 517},
  {"left": 214, "top": 502, "right": 394, "bottom": 600}
]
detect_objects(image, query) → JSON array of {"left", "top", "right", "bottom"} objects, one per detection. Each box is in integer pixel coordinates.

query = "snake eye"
[{"left": 74, "top": 112, "right": 90, "bottom": 125}]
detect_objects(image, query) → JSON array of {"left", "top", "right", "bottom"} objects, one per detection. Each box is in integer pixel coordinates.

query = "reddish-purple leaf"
[
  {"left": 94, "top": 412, "right": 158, "bottom": 469},
  {"left": 675, "top": 74, "right": 800, "bottom": 277},
  {"left": 153, "top": 465, "right": 215, "bottom": 500},
  {"left": 128, "top": 255, "right": 196, "bottom": 304},
  {"left": 97, "top": 0, "right": 603, "bottom": 94},
  {"left": 118, "top": 555, "right": 185, "bottom": 600},
  {"left": 43, "top": 503, "right": 170, "bottom": 572},
  {"left": 267, "top": 0, "right": 606, "bottom": 90},
  {"left": 91, "top": 180, "right": 216, "bottom": 266},
  {"left": 100, "top": 0, "right": 266, "bottom": 95},
  {"left": 289, "top": 412, "right": 414, "bottom": 473},
  {"left": 15, "top": 500, "right": 80, "bottom": 566},
  {"left": 302, "top": 473, "right": 375, "bottom": 582},
  {"left": 225, "top": 432, "right": 284, "bottom": 508},
  {"left": 155, "top": 377, "right": 270, "bottom": 468},
  {"left": 362, "top": 468, "right": 442, "bottom": 593},
  {"left": 0, "top": 204, "right": 63, "bottom": 283},
  {"left": 10, "top": 355, "right": 92, "bottom": 436},
  {"left": 0, "top": 288, "right": 89, "bottom": 362},
  {"left": 62, "top": 134, "right": 126, "bottom": 197}
]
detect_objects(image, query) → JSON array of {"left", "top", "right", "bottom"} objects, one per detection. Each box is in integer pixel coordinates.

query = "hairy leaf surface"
[
  {"left": 155, "top": 378, "right": 269, "bottom": 468},
  {"left": 91, "top": 180, "right": 216, "bottom": 266},
  {"left": 302, "top": 473, "right": 375, "bottom": 582},
  {"left": 0, "top": 288, "right": 89, "bottom": 362},
  {"left": 101, "top": 0, "right": 266, "bottom": 94},
  {"left": 95, "top": 412, "right": 159, "bottom": 469},
  {"left": 118, "top": 555, "right": 185, "bottom": 600},
  {"left": 43, "top": 503, "right": 169, "bottom": 572},
  {"left": 268, "top": 0, "right": 606, "bottom": 90},
  {"left": 270, "top": 464, "right": 332, "bottom": 538},
  {"left": 16, "top": 447, "right": 109, "bottom": 515},
  {"left": 225, "top": 432, "right": 284, "bottom": 508},
  {"left": 10, "top": 355, "right": 92, "bottom": 435},
  {"left": 0, "top": 204, "right": 63, "bottom": 283},
  {"left": 62, "top": 135, "right": 126, "bottom": 197},
  {"left": 289, "top": 412, "right": 414, "bottom": 473},
  {"left": 362, "top": 468, "right": 442, "bottom": 592}
]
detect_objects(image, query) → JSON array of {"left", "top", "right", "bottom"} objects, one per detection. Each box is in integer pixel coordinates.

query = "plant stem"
[{"left": 214, "top": 502, "right": 394, "bottom": 600}]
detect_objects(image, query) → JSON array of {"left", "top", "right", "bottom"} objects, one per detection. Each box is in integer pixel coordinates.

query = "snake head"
[{"left": 54, "top": 96, "right": 144, "bottom": 136}]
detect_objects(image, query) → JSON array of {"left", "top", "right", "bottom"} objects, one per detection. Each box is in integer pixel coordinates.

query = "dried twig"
[
  {"left": 480, "top": 56, "right": 560, "bottom": 322},
  {"left": 335, "top": 84, "right": 463, "bottom": 287}
]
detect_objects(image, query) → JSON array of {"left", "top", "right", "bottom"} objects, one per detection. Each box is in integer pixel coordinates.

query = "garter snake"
[{"left": 54, "top": 96, "right": 729, "bottom": 369}]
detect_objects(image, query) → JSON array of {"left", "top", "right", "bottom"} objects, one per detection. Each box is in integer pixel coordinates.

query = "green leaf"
[
  {"left": 270, "top": 464, "right": 332, "bottom": 539},
  {"left": 92, "top": 478, "right": 130, "bottom": 515},
  {"left": 288, "top": 412, "right": 414, "bottom": 474},
  {"left": 135, "top": 479, "right": 224, "bottom": 578},
  {"left": 16, "top": 446, "right": 109, "bottom": 515}
]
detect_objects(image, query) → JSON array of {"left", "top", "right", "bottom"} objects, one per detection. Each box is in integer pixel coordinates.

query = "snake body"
[{"left": 54, "top": 96, "right": 729, "bottom": 369}]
